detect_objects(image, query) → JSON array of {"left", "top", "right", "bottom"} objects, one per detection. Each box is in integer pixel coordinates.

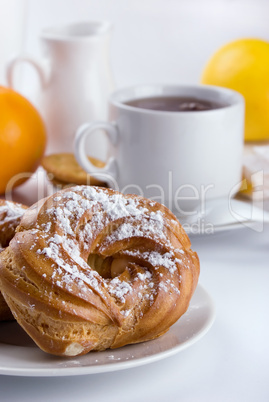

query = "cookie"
[{"left": 41, "top": 153, "right": 106, "bottom": 186}]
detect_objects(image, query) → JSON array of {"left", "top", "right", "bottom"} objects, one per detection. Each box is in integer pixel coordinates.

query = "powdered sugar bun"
[{"left": 0, "top": 186, "right": 199, "bottom": 355}]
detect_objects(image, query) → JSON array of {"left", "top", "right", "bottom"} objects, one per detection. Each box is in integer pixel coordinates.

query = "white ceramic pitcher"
[{"left": 6, "top": 21, "right": 114, "bottom": 155}]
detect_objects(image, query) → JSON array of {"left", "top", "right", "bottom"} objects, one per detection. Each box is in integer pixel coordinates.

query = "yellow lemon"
[{"left": 201, "top": 38, "right": 269, "bottom": 142}]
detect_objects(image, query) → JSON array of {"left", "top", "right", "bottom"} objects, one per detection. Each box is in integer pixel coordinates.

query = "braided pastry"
[
  {"left": 0, "top": 199, "right": 28, "bottom": 320},
  {"left": 0, "top": 186, "right": 199, "bottom": 356}
]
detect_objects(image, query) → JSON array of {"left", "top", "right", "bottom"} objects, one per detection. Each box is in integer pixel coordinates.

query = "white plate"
[{"left": 0, "top": 284, "right": 214, "bottom": 377}]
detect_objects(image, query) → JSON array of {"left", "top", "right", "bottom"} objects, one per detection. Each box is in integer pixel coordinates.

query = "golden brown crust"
[
  {"left": 0, "top": 200, "right": 28, "bottom": 321},
  {"left": 41, "top": 153, "right": 106, "bottom": 186},
  {"left": 0, "top": 186, "right": 199, "bottom": 355}
]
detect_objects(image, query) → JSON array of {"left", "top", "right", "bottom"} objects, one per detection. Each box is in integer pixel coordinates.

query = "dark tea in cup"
[{"left": 124, "top": 96, "right": 226, "bottom": 112}]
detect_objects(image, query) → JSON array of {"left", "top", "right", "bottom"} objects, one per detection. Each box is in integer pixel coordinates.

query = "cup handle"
[
  {"left": 74, "top": 121, "right": 119, "bottom": 186},
  {"left": 6, "top": 55, "right": 49, "bottom": 89}
]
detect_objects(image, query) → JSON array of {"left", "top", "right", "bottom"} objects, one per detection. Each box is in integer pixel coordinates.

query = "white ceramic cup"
[{"left": 74, "top": 84, "right": 245, "bottom": 214}]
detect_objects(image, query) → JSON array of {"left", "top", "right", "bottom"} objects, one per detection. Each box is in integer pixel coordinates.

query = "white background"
[{"left": 2, "top": 0, "right": 269, "bottom": 93}]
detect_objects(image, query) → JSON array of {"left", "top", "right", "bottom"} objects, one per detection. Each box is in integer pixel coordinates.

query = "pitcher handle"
[
  {"left": 74, "top": 121, "right": 119, "bottom": 186},
  {"left": 6, "top": 55, "right": 49, "bottom": 89}
]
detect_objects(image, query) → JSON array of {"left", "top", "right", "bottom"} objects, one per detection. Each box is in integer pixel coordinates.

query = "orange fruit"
[
  {"left": 0, "top": 86, "right": 47, "bottom": 194},
  {"left": 201, "top": 38, "right": 269, "bottom": 142}
]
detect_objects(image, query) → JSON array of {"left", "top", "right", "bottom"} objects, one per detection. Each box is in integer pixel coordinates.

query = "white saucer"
[
  {"left": 0, "top": 284, "right": 214, "bottom": 377},
  {"left": 175, "top": 197, "right": 269, "bottom": 236}
]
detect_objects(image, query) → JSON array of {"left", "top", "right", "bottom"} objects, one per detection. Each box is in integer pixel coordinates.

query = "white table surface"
[{"left": 0, "top": 176, "right": 269, "bottom": 402}]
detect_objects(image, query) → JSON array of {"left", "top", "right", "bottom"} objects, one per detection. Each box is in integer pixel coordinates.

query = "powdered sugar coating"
[
  {"left": 108, "top": 277, "right": 133, "bottom": 303},
  {"left": 0, "top": 201, "right": 27, "bottom": 248},
  {"left": 21, "top": 186, "right": 188, "bottom": 317},
  {"left": 0, "top": 201, "right": 26, "bottom": 225}
]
